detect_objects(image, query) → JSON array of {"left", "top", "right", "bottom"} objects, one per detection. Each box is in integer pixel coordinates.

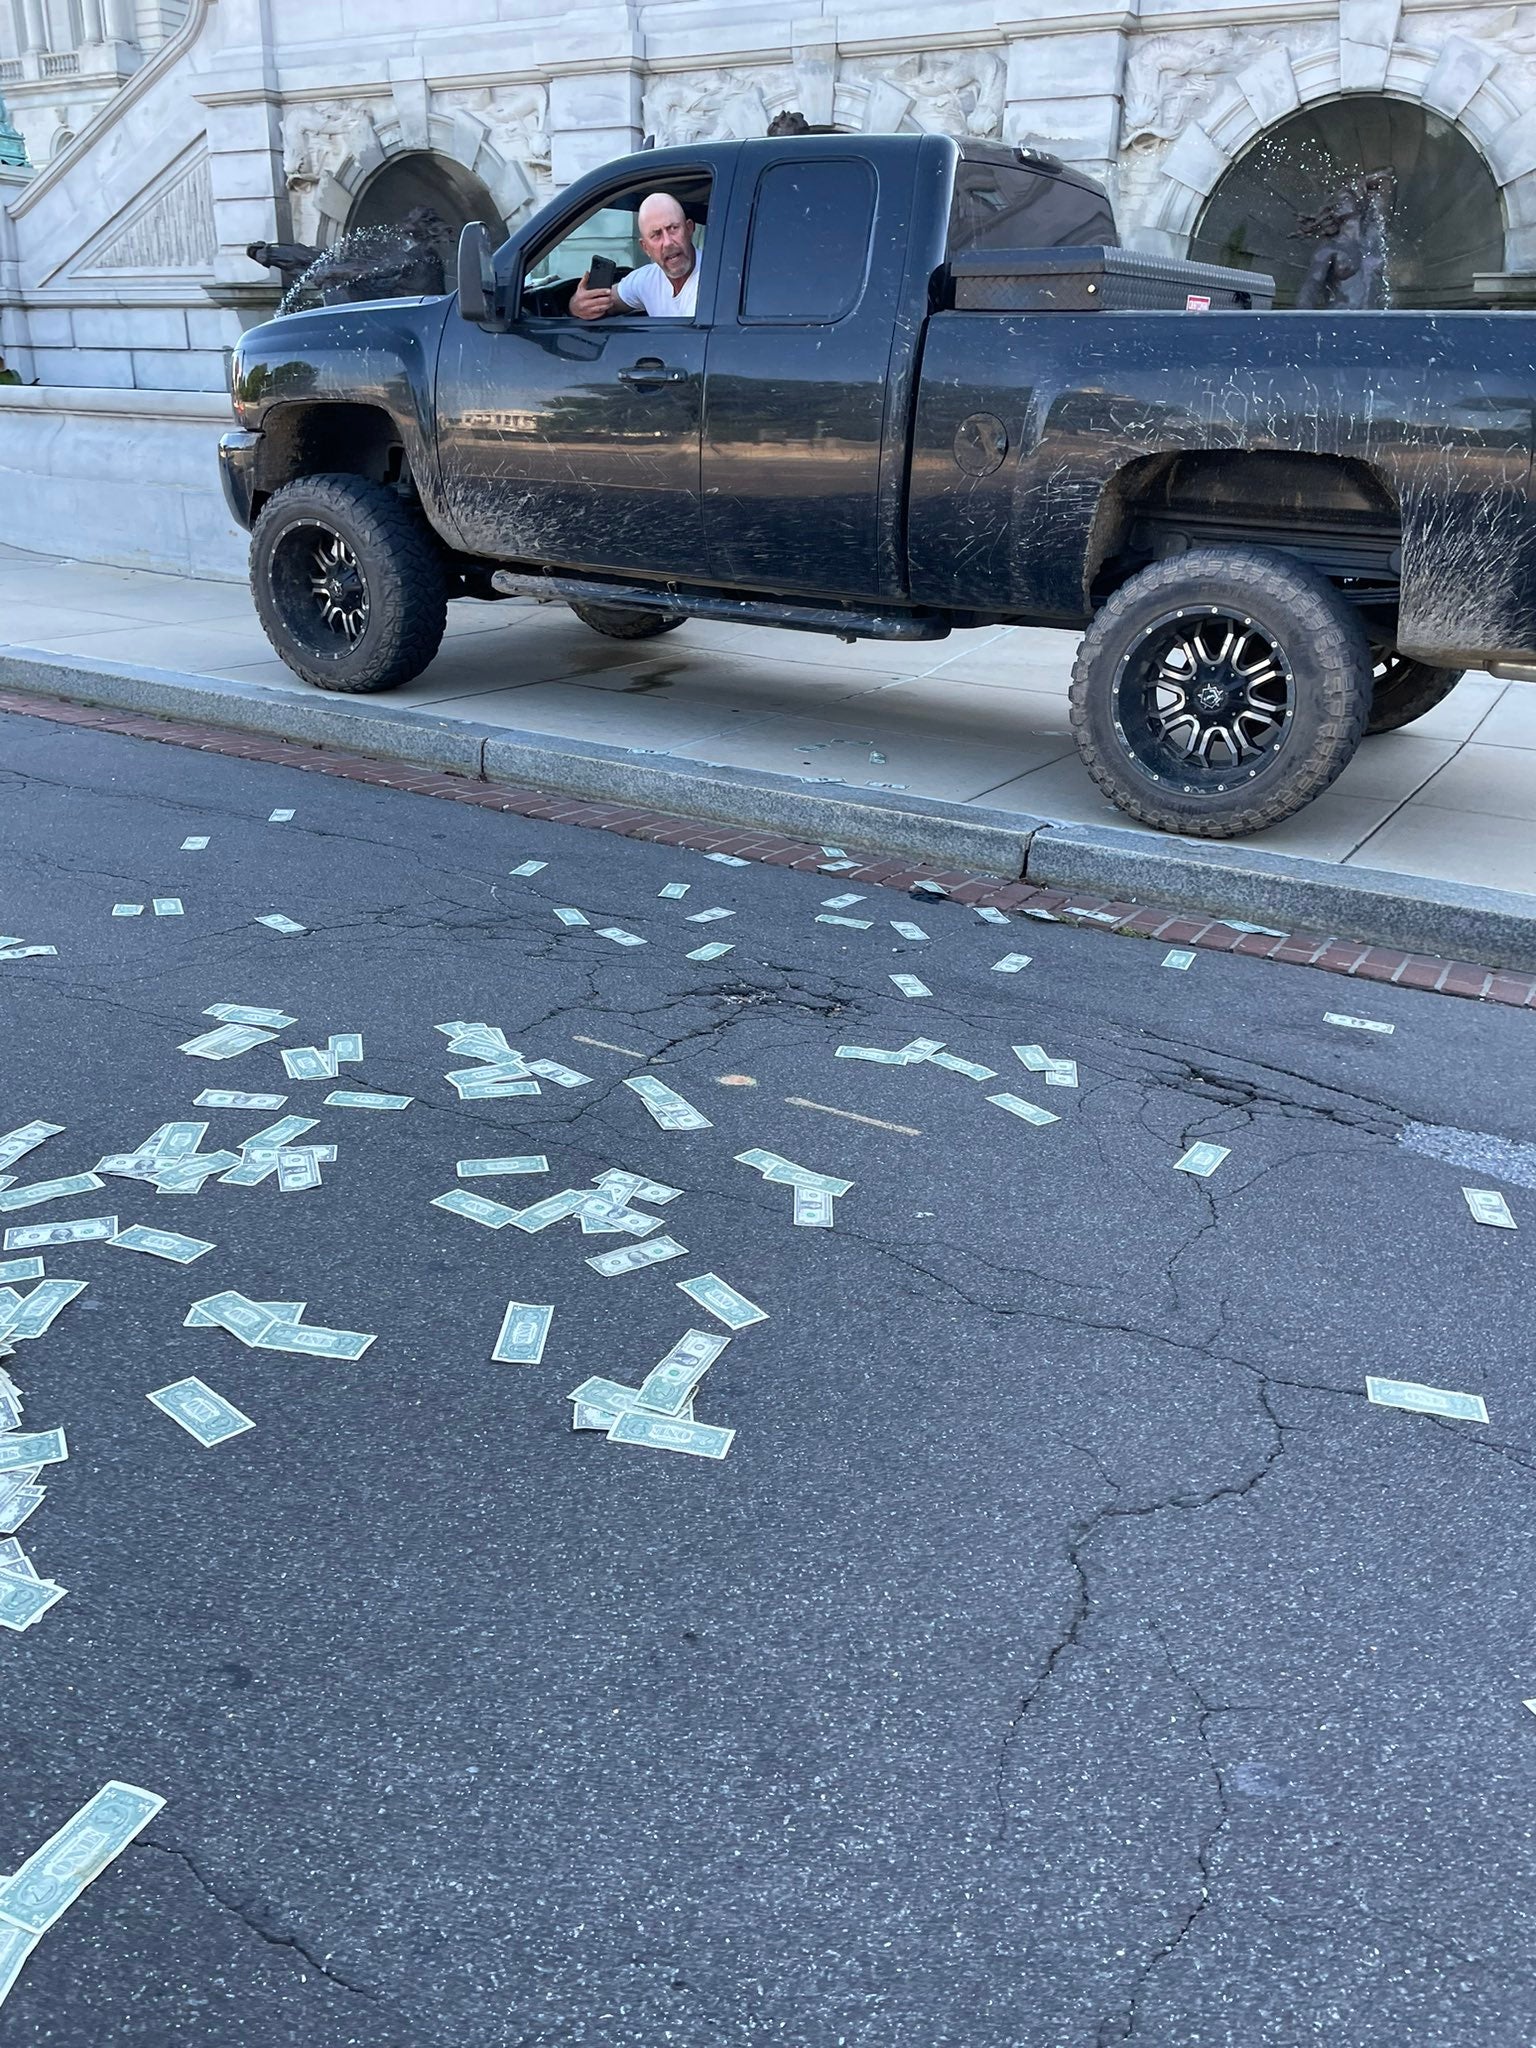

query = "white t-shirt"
[{"left": 614, "top": 259, "right": 699, "bottom": 318}]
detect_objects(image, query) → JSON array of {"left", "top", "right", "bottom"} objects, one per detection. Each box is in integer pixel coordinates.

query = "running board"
[{"left": 489, "top": 570, "right": 951, "bottom": 643}]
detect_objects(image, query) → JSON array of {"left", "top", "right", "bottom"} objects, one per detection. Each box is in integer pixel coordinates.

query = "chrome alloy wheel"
[{"left": 1111, "top": 606, "right": 1294, "bottom": 794}]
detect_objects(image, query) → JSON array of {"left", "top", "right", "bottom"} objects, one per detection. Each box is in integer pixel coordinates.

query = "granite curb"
[{"left": 5, "top": 642, "right": 1536, "bottom": 971}]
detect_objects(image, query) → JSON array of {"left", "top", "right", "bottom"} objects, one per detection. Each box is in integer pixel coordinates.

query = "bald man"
[{"left": 570, "top": 192, "right": 699, "bottom": 320}]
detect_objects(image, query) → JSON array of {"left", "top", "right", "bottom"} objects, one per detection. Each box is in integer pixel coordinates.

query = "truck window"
[
  {"left": 520, "top": 176, "right": 712, "bottom": 316},
  {"left": 741, "top": 160, "right": 877, "bottom": 323},
  {"left": 949, "top": 162, "right": 1116, "bottom": 252}
]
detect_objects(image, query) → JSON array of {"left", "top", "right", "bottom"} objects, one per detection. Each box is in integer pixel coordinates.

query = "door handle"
[{"left": 618, "top": 359, "right": 686, "bottom": 386}]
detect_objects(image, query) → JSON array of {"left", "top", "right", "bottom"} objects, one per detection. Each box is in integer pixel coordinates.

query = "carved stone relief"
[
  {"left": 1122, "top": 26, "right": 1328, "bottom": 150},
  {"left": 81, "top": 149, "right": 213, "bottom": 269},
  {"left": 855, "top": 49, "right": 1005, "bottom": 139},
  {"left": 283, "top": 100, "right": 379, "bottom": 239},
  {"left": 641, "top": 68, "right": 792, "bottom": 147},
  {"left": 434, "top": 84, "right": 550, "bottom": 176}
]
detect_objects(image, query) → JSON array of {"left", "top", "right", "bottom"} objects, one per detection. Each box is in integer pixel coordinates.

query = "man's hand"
[{"left": 571, "top": 278, "right": 620, "bottom": 321}]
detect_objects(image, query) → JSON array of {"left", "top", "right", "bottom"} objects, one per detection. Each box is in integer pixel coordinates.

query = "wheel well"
[
  {"left": 1087, "top": 450, "right": 1402, "bottom": 605},
  {"left": 251, "top": 403, "right": 407, "bottom": 521}
]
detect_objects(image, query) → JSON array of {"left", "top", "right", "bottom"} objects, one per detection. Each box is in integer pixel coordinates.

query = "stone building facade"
[{"left": 4, "top": 0, "right": 1536, "bottom": 575}]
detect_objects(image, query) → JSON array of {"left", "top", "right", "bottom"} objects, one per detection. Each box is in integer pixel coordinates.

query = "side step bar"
[{"left": 489, "top": 570, "right": 951, "bottom": 643}]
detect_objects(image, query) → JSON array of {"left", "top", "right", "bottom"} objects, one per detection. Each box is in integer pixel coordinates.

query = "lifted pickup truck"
[{"left": 221, "top": 132, "right": 1536, "bottom": 838}]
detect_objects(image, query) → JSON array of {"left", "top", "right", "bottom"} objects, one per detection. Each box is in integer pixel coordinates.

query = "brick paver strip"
[{"left": 1, "top": 681, "right": 1533, "bottom": 1010}]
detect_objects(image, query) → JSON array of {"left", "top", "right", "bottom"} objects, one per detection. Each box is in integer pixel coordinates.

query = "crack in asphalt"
[{"left": 136, "top": 1838, "right": 387, "bottom": 2008}]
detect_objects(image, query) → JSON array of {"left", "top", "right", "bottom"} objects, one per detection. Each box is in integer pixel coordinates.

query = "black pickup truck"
[{"left": 220, "top": 133, "right": 1536, "bottom": 838}]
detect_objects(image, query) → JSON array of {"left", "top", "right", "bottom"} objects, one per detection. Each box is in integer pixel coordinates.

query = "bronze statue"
[
  {"left": 767, "top": 110, "right": 814, "bottom": 136},
  {"left": 1294, "top": 170, "right": 1394, "bottom": 310},
  {"left": 248, "top": 206, "right": 451, "bottom": 307}
]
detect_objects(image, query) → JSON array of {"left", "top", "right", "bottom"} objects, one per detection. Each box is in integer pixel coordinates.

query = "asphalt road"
[{"left": 1, "top": 704, "right": 1534, "bottom": 2048}]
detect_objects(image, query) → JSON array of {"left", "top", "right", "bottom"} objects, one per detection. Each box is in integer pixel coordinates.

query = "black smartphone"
[{"left": 586, "top": 255, "right": 618, "bottom": 290}]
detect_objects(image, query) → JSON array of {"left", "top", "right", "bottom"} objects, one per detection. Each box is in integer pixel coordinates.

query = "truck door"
[
  {"left": 432, "top": 163, "right": 727, "bottom": 576},
  {"left": 701, "top": 143, "right": 916, "bottom": 600}
]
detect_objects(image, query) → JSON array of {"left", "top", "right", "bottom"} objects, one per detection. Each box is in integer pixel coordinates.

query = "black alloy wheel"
[
  {"left": 1068, "top": 545, "right": 1374, "bottom": 837},
  {"left": 1110, "top": 606, "right": 1293, "bottom": 794},
  {"left": 272, "top": 522, "right": 371, "bottom": 656}
]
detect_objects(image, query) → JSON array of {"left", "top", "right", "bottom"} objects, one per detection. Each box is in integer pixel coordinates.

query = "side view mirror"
[{"left": 457, "top": 222, "right": 500, "bottom": 325}]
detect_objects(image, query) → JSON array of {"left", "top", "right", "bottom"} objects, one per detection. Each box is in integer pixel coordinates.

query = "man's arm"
[{"left": 570, "top": 272, "right": 644, "bottom": 321}]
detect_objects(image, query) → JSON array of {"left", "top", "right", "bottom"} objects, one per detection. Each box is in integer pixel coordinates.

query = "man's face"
[{"left": 638, "top": 202, "right": 695, "bottom": 282}]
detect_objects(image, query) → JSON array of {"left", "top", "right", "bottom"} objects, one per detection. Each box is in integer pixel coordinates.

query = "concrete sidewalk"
[{"left": 1, "top": 539, "right": 1534, "bottom": 901}]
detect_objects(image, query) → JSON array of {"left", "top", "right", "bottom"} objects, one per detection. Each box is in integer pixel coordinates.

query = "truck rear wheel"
[
  {"left": 1068, "top": 547, "right": 1373, "bottom": 838},
  {"left": 251, "top": 475, "right": 447, "bottom": 693},
  {"left": 569, "top": 602, "right": 686, "bottom": 640},
  {"left": 1367, "top": 651, "right": 1464, "bottom": 734}
]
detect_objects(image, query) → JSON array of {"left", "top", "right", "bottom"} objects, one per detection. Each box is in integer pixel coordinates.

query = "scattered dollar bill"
[
  {"left": 596, "top": 926, "right": 646, "bottom": 946},
  {"left": 509, "top": 860, "right": 547, "bottom": 877},
  {"left": 281, "top": 1046, "right": 338, "bottom": 1081},
  {"left": 111, "top": 904, "right": 143, "bottom": 918},
  {"left": 1174, "top": 1142, "right": 1230, "bottom": 1177},
  {"left": 255, "top": 1321, "right": 374, "bottom": 1360},
  {"left": 457, "top": 1156, "right": 548, "bottom": 1179},
  {"left": 900, "top": 1038, "right": 946, "bottom": 1061},
  {"left": 254, "top": 914, "right": 306, "bottom": 935},
  {"left": 0, "top": 1782, "right": 165, "bottom": 1939},
  {"left": 448, "top": 1073, "right": 540, "bottom": 1101},
  {"left": 821, "top": 894, "right": 865, "bottom": 910},
  {"left": 179, "top": 1024, "right": 275, "bottom": 1060},
  {"left": 195, "top": 1091, "right": 289, "bottom": 1112},
  {"left": 1162, "top": 950, "right": 1196, "bottom": 970},
  {"left": 819, "top": 857, "right": 858, "bottom": 872},
  {"left": 325, "top": 1090, "right": 411, "bottom": 1111},
  {"left": 0, "top": 1259, "right": 43, "bottom": 1285},
  {"left": 491, "top": 1302, "right": 554, "bottom": 1366},
  {"left": 568, "top": 1375, "right": 667, "bottom": 1422},
  {"left": 510, "top": 1190, "right": 589, "bottom": 1233},
  {"left": 835, "top": 1044, "right": 909, "bottom": 1065},
  {"left": 0, "top": 1174, "right": 104, "bottom": 1214},
  {"left": 0, "top": 1280, "right": 86, "bottom": 1339},
  {"left": 607, "top": 1411, "right": 734, "bottom": 1459},
  {"left": 704, "top": 852, "right": 748, "bottom": 866},
  {"left": 1365, "top": 1376, "right": 1488, "bottom": 1424},
  {"left": 239, "top": 1116, "right": 317, "bottom": 1151},
  {"left": 991, "top": 953, "right": 1032, "bottom": 973},
  {"left": 186, "top": 1291, "right": 287, "bottom": 1347},
  {"left": 986, "top": 1093, "right": 1060, "bottom": 1129},
  {"left": 147, "top": 1377, "right": 254, "bottom": 1446},
  {"left": 597, "top": 1171, "right": 682, "bottom": 1204},
  {"left": 686, "top": 907, "right": 735, "bottom": 924},
  {"left": 1044, "top": 1061, "right": 1078, "bottom": 1088},
  {"left": 1220, "top": 918, "right": 1286, "bottom": 936},
  {"left": 181, "top": 836, "right": 209, "bottom": 850},
  {"left": 4, "top": 1216, "right": 116, "bottom": 1255},
  {"left": 636, "top": 1329, "right": 729, "bottom": 1417},
  {"left": 586, "top": 1236, "right": 688, "bottom": 1277},
  {"left": 0, "top": 1486, "right": 44, "bottom": 1533},
  {"left": 686, "top": 944, "right": 735, "bottom": 962},
  {"left": 928, "top": 1052, "right": 996, "bottom": 1081},
  {"left": 1013, "top": 1045, "right": 1052, "bottom": 1072},
  {"left": 205, "top": 1004, "right": 296, "bottom": 1029},
  {"left": 0, "top": 1430, "right": 67, "bottom": 1473},
  {"left": 0, "top": 947, "right": 57, "bottom": 960},
  {"left": 659, "top": 883, "right": 690, "bottom": 899},
  {"left": 736, "top": 1150, "right": 852, "bottom": 1196},
  {"left": 817, "top": 915, "right": 873, "bottom": 930},
  {"left": 677, "top": 1272, "right": 766, "bottom": 1329},
  {"left": 890, "top": 974, "right": 931, "bottom": 998},
  {"left": 0, "top": 1125, "right": 63, "bottom": 1175},
  {"left": 268, "top": 808, "right": 295, "bottom": 822},
  {"left": 431, "top": 1190, "right": 523, "bottom": 1229},
  {"left": 152, "top": 899, "right": 183, "bottom": 917},
  {"left": 625, "top": 1076, "right": 712, "bottom": 1131},
  {"left": 0, "top": 1570, "right": 66, "bottom": 1631},
  {"left": 1464, "top": 1187, "right": 1516, "bottom": 1229},
  {"left": 793, "top": 1186, "right": 835, "bottom": 1228},
  {"left": 553, "top": 908, "right": 589, "bottom": 927},
  {"left": 890, "top": 921, "right": 928, "bottom": 941},
  {"left": 327, "top": 1033, "right": 363, "bottom": 1063},
  {"left": 1324, "top": 1013, "right": 1394, "bottom": 1035},
  {"left": 109, "top": 1226, "right": 213, "bottom": 1264},
  {"left": 974, "top": 906, "right": 1009, "bottom": 925},
  {"left": 526, "top": 1060, "right": 593, "bottom": 1088},
  {"left": 276, "top": 1150, "right": 322, "bottom": 1192}
]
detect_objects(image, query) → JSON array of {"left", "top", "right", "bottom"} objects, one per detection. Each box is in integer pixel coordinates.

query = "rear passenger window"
[
  {"left": 949, "top": 162, "right": 1116, "bottom": 251},
  {"left": 741, "top": 160, "right": 876, "bottom": 323}
]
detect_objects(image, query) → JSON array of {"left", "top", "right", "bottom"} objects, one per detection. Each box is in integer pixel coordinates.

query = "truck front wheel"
[
  {"left": 1368, "top": 651, "right": 1464, "bottom": 735},
  {"left": 251, "top": 475, "right": 447, "bottom": 693},
  {"left": 1069, "top": 547, "right": 1373, "bottom": 838}
]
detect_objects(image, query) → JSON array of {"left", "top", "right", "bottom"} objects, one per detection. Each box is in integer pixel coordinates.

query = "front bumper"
[{"left": 218, "top": 428, "right": 262, "bottom": 530}]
